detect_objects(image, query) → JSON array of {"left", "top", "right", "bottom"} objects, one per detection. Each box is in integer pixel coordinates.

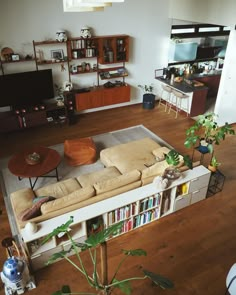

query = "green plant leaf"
[
  {"left": 112, "top": 278, "right": 132, "bottom": 295},
  {"left": 46, "top": 250, "right": 68, "bottom": 265},
  {"left": 165, "top": 149, "right": 180, "bottom": 166},
  {"left": 84, "top": 221, "right": 123, "bottom": 248},
  {"left": 143, "top": 270, "right": 174, "bottom": 289},
  {"left": 183, "top": 155, "right": 193, "bottom": 169},
  {"left": 122, "top": 249, "right": 147, "bottom": 256},
  {"left": 42, "top": 216, "right": 74, "bottom": 245}
]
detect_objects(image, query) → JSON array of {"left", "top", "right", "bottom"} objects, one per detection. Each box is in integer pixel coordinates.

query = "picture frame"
[
  {"left": 11, "top": 54, "right": 20, "bottom": 61},
  {"left": 51, "top": 49, "right": 64, "bottom": 61}
]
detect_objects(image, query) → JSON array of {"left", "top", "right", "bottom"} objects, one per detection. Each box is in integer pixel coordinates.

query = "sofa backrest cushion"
[
  {"left": 35, "top": 178, "right": 81, "bottom": 199},
  {"left": 77, "top": 166, "right": 121, "bottom": 188},
  {"left": 94, "top": 169, "right": 141, "bottom": 195},
  {"left": 141, "top": 161, "right": 170, "bottom": 183},
  {"left": 100, "top": 137, "right": 161, "bottom": 173},
  {"left": 152, "top": 146, "right": 171, "bottom": 160},
  {"left": 41, "top": 186, "right": 95, "bottom": 215}
]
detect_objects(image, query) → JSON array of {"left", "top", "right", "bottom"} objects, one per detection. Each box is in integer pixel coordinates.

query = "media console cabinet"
[{"left": 17, "top": 165, "right": 211, "bottom": 271}]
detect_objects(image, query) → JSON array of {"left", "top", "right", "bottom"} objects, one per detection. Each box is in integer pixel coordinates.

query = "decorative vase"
[{"left": 164, "top": 166, "right": 181, "bottom": 180}]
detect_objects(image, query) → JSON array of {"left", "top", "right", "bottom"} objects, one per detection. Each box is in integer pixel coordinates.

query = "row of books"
[
  {"left": 108, "top": 203, "right": 137, "bottom": 224},
  {"left": 133, "top": 208, "right": 160, "bottom": 228},
  {"left": 139, "top": 193, "right": 161, "bottom": 213},
  {"left": 108, "top": 194, "right": 161, "bottom": 225},
  {"left": 113, "top": 208, "right": 160, "bottom": 236}
]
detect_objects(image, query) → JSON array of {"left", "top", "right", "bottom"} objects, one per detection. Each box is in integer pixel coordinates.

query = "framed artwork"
[{"left": 51, "top": 49, "right": 64, "bottom": 60}]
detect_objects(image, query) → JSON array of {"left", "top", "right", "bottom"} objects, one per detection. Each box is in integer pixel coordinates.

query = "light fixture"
[{"left": 63, "top": 0, "right": 124, "bottom": 12}]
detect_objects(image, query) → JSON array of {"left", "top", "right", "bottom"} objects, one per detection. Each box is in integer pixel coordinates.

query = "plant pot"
[
  {"left": 142, "top": 93, "right": 155, "bottom": 109},
  {"left": 208, "top": 165, "right": 217, "bottom": 172}
]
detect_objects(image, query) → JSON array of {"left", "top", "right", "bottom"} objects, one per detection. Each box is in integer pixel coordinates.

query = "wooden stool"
[
  {"left": 64, "top": 137, "right": 97, "bottom": 166},
  {"left": 159, "top": 84, "right": 172, "bottom": 112},
  {"left": 168, "top": 89, "right": 189, "bottom": 118}
]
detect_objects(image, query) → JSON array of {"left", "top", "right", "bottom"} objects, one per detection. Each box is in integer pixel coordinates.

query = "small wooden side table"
[{"left": 8, "top": 146, "right": 61, "bottom": 189}]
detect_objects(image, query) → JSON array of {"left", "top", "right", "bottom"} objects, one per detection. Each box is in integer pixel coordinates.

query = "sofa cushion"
[
  {"left": 35, "top": 178, "right": 81, "bottom": 199},
  {"left": 141, "top": 161, "right": 170, "bottom": 182},
  {"left": 94, "top": 169, "right": 141, "bottom": 195},
  {"left": 11, "top": 188, "right": 36, "bottom": 224},
  {"left": 41, "top": 186, "right": 95, "bottom": 215},
  {"left": 100, "top": 137, "right": 161, "bottom": 173},
  {"left": 152, "top": 147, "right": 171, "bottom": 160},
  {"left": 77, "top": 166, "right": 121, "bottom": 188}
]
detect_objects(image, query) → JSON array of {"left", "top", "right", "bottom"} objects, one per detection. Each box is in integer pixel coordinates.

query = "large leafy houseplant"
[
  {"left": 42, "top": 217, "right": 173, "bottom": 295},
  {"left": 184, "top": 112, "right": 235, "bottom": 153}
]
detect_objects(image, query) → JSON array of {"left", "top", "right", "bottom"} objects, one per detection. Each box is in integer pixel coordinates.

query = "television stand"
[{"left": 0, "top": 102, "right": 74, "bottom": 134}]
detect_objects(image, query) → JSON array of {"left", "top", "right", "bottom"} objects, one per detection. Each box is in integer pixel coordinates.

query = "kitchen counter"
[
  {"left": 155, "top": 76, "right": 209, "bottom": 117},
  {"left": 155, "top": 76, "right": 209, "bottom": 93}
]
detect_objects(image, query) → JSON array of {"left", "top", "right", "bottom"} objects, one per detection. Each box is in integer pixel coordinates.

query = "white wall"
[
  {"left": 215, "top": 30, "right": 236, "bottom": 125},
  {"left": 0, "top": 0, "right": 172, "bottom": 110},
  {"left": 169, "top": 0, "right": 236, "bottom": 125},
  {"left": 169, "top": 0, "right": 236, "bottom": 28}
]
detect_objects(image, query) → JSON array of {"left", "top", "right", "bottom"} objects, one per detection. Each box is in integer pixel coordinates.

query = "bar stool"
[
  {"left": 168, "top": 89, "right": 189, "bottom": 118},
  {"left": 158, "top": 84, "right": 172, "bottom": 112}
]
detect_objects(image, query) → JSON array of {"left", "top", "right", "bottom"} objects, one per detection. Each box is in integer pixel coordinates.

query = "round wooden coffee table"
[{"left": 8, "top": 146, "right": 61, "bottom": 189}]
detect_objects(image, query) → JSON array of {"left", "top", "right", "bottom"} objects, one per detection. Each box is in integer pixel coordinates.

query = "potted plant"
[
  {"left": 138, "top": 84, "right": 155, "bottom": 109},
  {"left": 184, "top": 112, "right": 235, "bottom": 154},
  {"left": 164, "top": 149, "right": 193, "bottom": 179},
  {"left": 54, "top": 83, "right": 65, "bottom": 106},
  {"left": 42, "top": 217, "right": 173, "bottom": 295},
  {"left": 208, "top": 155, "right": 221, "bottom": 172}
]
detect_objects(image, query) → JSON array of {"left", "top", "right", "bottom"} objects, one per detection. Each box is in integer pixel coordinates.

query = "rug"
[{"left": 0, "top": 125, "right": 172, "bottom": 235}]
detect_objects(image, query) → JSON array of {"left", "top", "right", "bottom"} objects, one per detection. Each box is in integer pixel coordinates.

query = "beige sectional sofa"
[{"left": 10, "top": 137, "right": 187, "bottom": 230}]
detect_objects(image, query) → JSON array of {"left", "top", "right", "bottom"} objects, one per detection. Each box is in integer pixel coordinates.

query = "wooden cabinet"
[
  {"left": 75, "top": 85, "right": 131, "bottom": 111},
  {"left": 98, "top": 35, "right": 129, "bottom": 64},
  {"left": 195, "top": 75, "right": 221, "bottom": 97},
  {"left": 0, "top": 104, "right": 68, "bottom": 133},
  {"left": 19, "top": 165, "right": 210, "bottom": 270}
]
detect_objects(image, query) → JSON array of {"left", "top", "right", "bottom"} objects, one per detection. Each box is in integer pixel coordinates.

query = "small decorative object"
[
  {"left": 51, "top": 49, "right": 64, "bottom": 61},
  {"left": 25, "top": 222, "right": 38, "bottom": 234},
  {"left": 71, "top": 65, "right": 78, "bottom": 73},
  {"left": 1, "top": 47, "right": 14, "bottom": 61},
  {"left": 85, "top": 63, "right": 90, "bottom": 71},
  {"left": 153, "top": 175, "right": 169, "bottom": 189},
  {"left": 56, "top": 29, "right": 68, "bottom": 42},
  {"left": 63, "top": 81, "right": 73, "bottom": 92},
  {"left": 11, "top": 54, "right": 20, "bottom": 61},
  {"left": 80, "top": 26, "right": 92, "bottom": 38},
  {"left": 164, "top": 166, "right": 182, "bottom": 180},
  {"left": 1, "top": 257, "right": 36, "bottom": 294},
  {"left": 25, "top": 152, "right": 41, "bottom": 165}
]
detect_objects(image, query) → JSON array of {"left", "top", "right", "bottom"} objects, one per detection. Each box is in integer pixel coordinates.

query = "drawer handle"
[{"left": 192, "top": 190, "right": 200, "bottom": 194}]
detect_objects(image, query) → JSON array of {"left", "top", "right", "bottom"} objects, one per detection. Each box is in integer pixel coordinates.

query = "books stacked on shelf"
[
  {"left": 108, "top": 203, "right": 137, "bottom": 225},
  {"left": 133, "top": 207, "right": 160, "bottom": 229},
  {"left": 140, "top": 193, "right": 161, "bottom": 213}
]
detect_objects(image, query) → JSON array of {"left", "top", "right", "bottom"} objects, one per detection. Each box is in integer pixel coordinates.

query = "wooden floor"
[{"left": 0, "top": 103, "right": 236, "bottom": 295}]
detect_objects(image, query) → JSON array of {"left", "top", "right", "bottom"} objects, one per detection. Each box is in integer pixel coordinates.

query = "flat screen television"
[{"left": 0, "top": 69, "right": 54, "bottom": 108}]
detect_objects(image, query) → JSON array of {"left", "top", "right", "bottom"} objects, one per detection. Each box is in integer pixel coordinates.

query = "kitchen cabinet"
[{"left": 195, "top": 75, "right": 221, "bottom": 97}]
